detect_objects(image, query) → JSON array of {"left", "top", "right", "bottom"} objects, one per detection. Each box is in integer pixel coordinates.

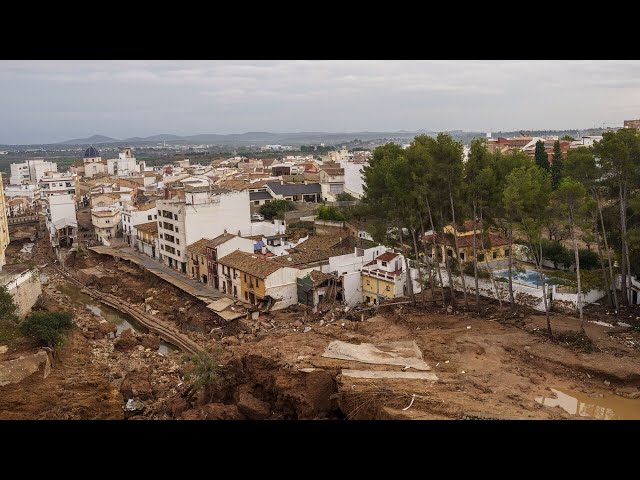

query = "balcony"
[{"left": 362, "top": 268, "right": 401, "bottom": 282}]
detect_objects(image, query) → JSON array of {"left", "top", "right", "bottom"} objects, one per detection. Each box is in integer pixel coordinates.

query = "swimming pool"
[{"left": 494, "top": 268, "right": 561, "bottom": 288}]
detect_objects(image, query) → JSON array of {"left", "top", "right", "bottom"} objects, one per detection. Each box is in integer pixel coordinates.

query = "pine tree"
[
  {"left": 534, "top": 140, "right": 549, "bottom": 171},
  {"left": 551, "top": 140, "right": 563, "bottom": 189}
]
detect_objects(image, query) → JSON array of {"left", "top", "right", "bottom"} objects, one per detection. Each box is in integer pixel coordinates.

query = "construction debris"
[{"left": 322, "top": 340, "right": 431, "bottom": 371}]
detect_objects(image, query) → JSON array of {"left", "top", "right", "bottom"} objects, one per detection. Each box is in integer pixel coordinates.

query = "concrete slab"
[
  {"left": 322, "top": 340, "right": 431, "bottom": 371},
  {"left": 341, "top": 369, "right": 438, "bottom": 380},
  {"left": 207, "top": 297, "right": 235, "bottom": 312}
]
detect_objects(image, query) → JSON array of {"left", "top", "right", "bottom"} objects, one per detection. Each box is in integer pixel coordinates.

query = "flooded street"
[{"left": 536, "top": 388, "right": 640, "bottom": 420}]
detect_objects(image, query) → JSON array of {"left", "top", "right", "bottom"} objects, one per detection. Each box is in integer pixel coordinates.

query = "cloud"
[{"left": 1, "top": 60, "right": 640, "bottom": 143}]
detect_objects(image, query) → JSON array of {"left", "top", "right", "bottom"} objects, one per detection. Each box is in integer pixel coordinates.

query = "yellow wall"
[
  {"left": 241, "top": 272, "right": 266, "bottom": 303},
  {"left": 361, "top": 274, "right": 395, "bottom": 304},
  {"left": 188, "top": 252, "right": 206, "bottom": 279},
  {"left": 430, "top": 244, "right": 506, "bottom": 264}
]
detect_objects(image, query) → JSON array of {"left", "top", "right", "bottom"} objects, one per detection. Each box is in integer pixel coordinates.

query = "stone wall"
[{"left": 4, "top": 269, "right": 42, "bottom": 318}]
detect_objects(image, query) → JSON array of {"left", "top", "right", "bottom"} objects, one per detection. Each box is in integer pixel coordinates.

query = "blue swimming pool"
[{"left": 494, "top": 268, "right": 560, "bottom": 288}]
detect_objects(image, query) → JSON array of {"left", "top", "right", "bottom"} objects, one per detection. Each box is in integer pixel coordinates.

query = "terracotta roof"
[
  {"left": 272, "top": 236, "right": 354, "bottom": 267},
  {"left": 136, "top": 221, "right": 158, "bottom": 235},
  {"left": 376, "top": 252, "right": 399, "bottom": 262},
  {"left": 310, "top": 270, "right": 336, "bottom": 286},
  {"left": 207, "top": 232, "right": 237, "bottom": 248},
  {"left": 137, "top": 202, "right": 156, "bottom": 211},
  {"left": 218, "top": 250, "right": 285, "bottom": 279},
  {"left": 187, "top": 238, "right": 212, "bottom": 256},
  {"left": 320, "top": 167, "right": 345, "bottom": 176}
]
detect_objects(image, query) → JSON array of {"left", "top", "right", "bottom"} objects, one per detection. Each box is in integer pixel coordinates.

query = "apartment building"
[
  {"left": 9, "top": 158, "right": 58, "bottom": 185},
  {"left": 91, "top": 206, "right": 122, "bottom": 244},
  {"left": 122, "top": 202, "right": 157, "bottom": 247},
  {"left": 155, "top": 181, "right": 250, "bottom": 273}
]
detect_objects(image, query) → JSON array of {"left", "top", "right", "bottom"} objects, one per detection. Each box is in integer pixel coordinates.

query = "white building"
[
  {"left": 82, "top": 146, "right": 108, "bottom": 178},
  {"left": 39, "top": 172, "right": 77, "bottom": 199},
  {"left": 46, "top": 194, "right": 77, "bottom": 249},
  {"left": 121, "top": 202, "right": 157, "bottom": 247},
  {"left": 91, "top": 206, "right": 122, "bottom": 245},
  {"left": 570, "top": 136, "right": 603, "bottom": 149},
  {"left": 3, "top": 184, "right": 40, "bottom": 200},
  {"left": 107, "top": 147, "right": 145, "bottom": 176},
  {"left": 328, "top": 149, "right": 353, "bottom": 163},
  {"left": 10, "top": 158, "right": 58, "bottom": 185},
  {"left": 156, "top": 181, "right": 251, "bottom": 273}
]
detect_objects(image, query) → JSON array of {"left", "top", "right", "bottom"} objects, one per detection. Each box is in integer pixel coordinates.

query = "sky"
[{"left": 1, "top": 60, "right": 640, "bottom": 144}]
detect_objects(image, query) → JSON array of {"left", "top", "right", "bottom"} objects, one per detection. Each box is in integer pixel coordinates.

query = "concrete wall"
[
  {"left": 4, "top": 269, "right": 42, "bottom": 318},
  {"left": 217, "top": 236, "right": 254, "bottom": 258},
  {"left": 265, "top": 266, "right": 299, "bottom": 310}
]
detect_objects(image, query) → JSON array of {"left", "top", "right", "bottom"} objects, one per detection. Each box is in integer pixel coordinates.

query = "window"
[
  {"left": 478, "top": 253, "right": 485, "bottom": 262},
  {"left": 255, "top": 279, "right": 259, "bottom": 288},
  {"left": 460, "top": 252, "right": 465, "bottom": 261},
  {"left": 160, "top": 245, "right": 164, "bottom": 250},
  {"left": 493, "top": 251, "right": 497, "bottom": 259},
  {"left": 148, "top": 215, "right": 152, "bottom": 221},
  {"left": 245, "top": 291, "right": 248, "bottom": 300},
  {"left": 233, "top": 286, "right": 238, "bottom": 297},
  {"left": 106, "top": 220, "right": 110, "bottom": 224},
  {"left": 154, "top": 215, "right": 157, "bottom": 219},
  {"left": 176, "top": 227, "right": 179, "bottom": 233},
  {"left": 381, "top": 261, "right": 387, "bottom": 267},
  {"left": 254, "top": 201, "right": 259, "bottom": 205},
  {"left": 174, "top": 214, "right": 178, "bottom": 220},
  {"left": 366, "top": 279, "right": 370, "bottom": 285},
  {"left": 176, "top": 239, "right": 179, "bottom": 245},
  {"left": 244, "top": 273, "right": 247, "bottom": 282}
]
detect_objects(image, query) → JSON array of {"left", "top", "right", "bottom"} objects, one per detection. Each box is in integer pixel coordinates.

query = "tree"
[
  {"left": 551, "top": 140, "right": 563, "bottom": 189},
  {"left": 19, "top": 311, "right": 74, "bottom": 347},
  {"left": 335, "top": 192, "right": 356, "bottom": 201},
  {"left": 259, "top": 199, "right": 295, "bottom": 220},
  {"left": 504, "top": 165, "right": 553, "bottom": 333},
  {"left": 534, "top": 140, "right": 549, "bottom": 171},
  {"left": 0, "top": 285, "right": 18, "bottom": 322},
  {"left": 553, "top": 178, "right": 589, "bottom": 332},
  {"left": 561, "top": 135, "right": 576, "bottom": 142}
]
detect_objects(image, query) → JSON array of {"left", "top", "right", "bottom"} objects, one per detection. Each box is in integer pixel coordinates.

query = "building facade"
[
  {"left": 9, "top": 158, "right": 58, "bottom": 185},
  {"left": 361, "top": 252, "right": 407, "bottom": 305},
  {"left": 91, "top": 206, "right": 122, "bottom": 244},
  {"left": 136, "top": 221, "right": 158, "bottom": 258},
  {"left": 205, "top": 233, "right": 255, "bottom": 289},
  {"left": 122, "top": 202, "right": 157, "bottom": 247},
  {"left": 156, "top": 184, "right": 250, "bottom": 273}
]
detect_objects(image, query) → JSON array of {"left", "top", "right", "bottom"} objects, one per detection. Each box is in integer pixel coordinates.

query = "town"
[{"left": 2, "top": 61, "right": 640, "bottom": 421}]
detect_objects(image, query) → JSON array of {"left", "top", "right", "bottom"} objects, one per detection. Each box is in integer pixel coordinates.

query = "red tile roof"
[{"left": 376, "top": 252, "right": 399, "bottom": 262}]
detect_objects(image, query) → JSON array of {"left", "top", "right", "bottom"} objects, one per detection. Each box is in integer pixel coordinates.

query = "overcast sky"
[{"left": 1, "top": 60, "right": 639, "bottom": 144}]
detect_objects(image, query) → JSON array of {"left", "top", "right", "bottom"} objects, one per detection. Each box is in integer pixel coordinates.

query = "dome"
[{"left": 84, "top": 146, "right": 100, "bottom": 158}]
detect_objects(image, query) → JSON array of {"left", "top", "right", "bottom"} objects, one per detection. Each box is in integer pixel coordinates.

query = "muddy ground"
[{"left": 2, "top": 240, "right": 640, "bottom": 420}]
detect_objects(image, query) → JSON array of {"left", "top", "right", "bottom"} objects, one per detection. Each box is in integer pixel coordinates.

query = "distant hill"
[
  {"left": 35, "top": 127, "right": 611, "bottom": 150},
  {"left": 57, "top": 134, "right": 120, "bottom": 145}
]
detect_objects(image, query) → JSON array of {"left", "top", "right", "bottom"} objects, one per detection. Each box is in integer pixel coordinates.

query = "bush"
[
  {"left": 0, "top": 285, "right": 18, "bottom": 322},
  {"left": 335, "top": 192, "right": 355, "bottom": 201},
  {"left": 183, "top": 350, "right": 220, "bottom": 393},
  {"left": 578, "top": 248, "right": 599, "bottom": 270},
  {"left": 260, "top": 200, "right": 295, "bottom": 220},
  {"left": 317, "top": 205, "right": 346, "bottom": 221},
  {"left": 463, "top": 263, "right": 491, "bottom": 279},
  {"left": 19, "top": 311, "right": 74, "bottom": 347}
]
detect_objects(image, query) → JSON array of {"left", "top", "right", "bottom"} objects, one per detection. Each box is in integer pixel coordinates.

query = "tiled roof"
[
  {"left": 250, "top": 191, "right": 273, "bottom": 201},
  {"left": 218, "top": 250, "right": 284, "bottom": 279},
  {"left": 207, "top": 232, "right": 237, "bottom": 248},
  {"left": 137, "top": 202, "right": 156, "bottom": 211},
  {"left": 272, "top": 235, "right": 353, "bottom": 266},
  {"left": 310, "top": 270, "right": 336, "bottom": 286},
  {"left": 136, "top": 221, "right": 158, "bottom": 235},
  {"left": 187, "top": 238, "right": 212, "bottom": 256},
  {"left": 266, "top": 181, "right": 321, "bottom": 196},
  {"left": 376, "top": 252, "right": 399, "bottom": 262}
]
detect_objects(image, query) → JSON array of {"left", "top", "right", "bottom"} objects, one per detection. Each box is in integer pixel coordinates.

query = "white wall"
[
  {"left": 49, "top": 194, "right": 76, "bottom": 224},
  {"left": 328, "top": 246, "right": 383, "bottom": 274},
  {"left": 343, "top": 271, "right": 362, "bottom": 307},
  {"left": 217, "top": 236, "right": 254, "bottom": 258},
  {"left": 184, "top": 191, "right": 251, "bottom": 245}
]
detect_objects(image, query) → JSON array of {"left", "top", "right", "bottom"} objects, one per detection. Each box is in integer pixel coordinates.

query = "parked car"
[{"left": 251, "top": 213, "right": 265, "bottom": 221}]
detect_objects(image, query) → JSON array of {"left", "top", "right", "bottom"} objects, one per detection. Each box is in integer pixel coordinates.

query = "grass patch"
[{"left": 0, "top": 319, "right": 21, "bottom": 345}]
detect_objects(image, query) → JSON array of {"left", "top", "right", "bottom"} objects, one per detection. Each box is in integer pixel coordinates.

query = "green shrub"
[
  {"left": 183, "top": 350, "right": 220, "bottom": 393},
  {"left": 335, "top": 192, "right": 355, "bottom": 201},
  {"left": 317, "top": 205, "right": 346, "bottom": 221},
  {"left": 19, "top": 311, "right": 74, "bottom": 347},
  {"left": 463, "top": 263, "right": 490, "bottom": 278},
  {"left": 0, "top": 285, "right": 18, "bottom": 322},
  {"left": 260, "top": 200, "right": 295, "bottom": 220}
]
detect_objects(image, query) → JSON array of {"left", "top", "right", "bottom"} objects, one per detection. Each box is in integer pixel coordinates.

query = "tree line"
[{"left": 360, "top": 129, "right": 640, "bottom": 337}]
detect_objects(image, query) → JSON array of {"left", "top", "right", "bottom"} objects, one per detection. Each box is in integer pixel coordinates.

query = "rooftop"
[
  {"left": 218, "top": 250, "right": 285, "bottom": 279},
  {"left": 266, "top": 181, "right": 321, "bottom": 196},
  {"left": 136, "top": 221, "right": 158, "bottom": 235},
  {"left": 207, "top": 232, "right": 238, "bottom": 248},
  {"left": 187, "top": 238, "right": 212, "bottom": 256},
  {"left": 376, "top": 252, "right": 399, "bottom": 262}
]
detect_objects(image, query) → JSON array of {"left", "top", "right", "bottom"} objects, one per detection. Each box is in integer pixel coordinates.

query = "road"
[{"left": 89, "top": 244, "right": 225, "bottom": 303}]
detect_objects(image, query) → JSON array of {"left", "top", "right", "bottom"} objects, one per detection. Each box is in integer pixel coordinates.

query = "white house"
[
  {"left": 121, "top": 202, "right": 157, "bottom": 247},
  {"left": 10, "top": 158, "right": 58, "bottom": 185}
]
